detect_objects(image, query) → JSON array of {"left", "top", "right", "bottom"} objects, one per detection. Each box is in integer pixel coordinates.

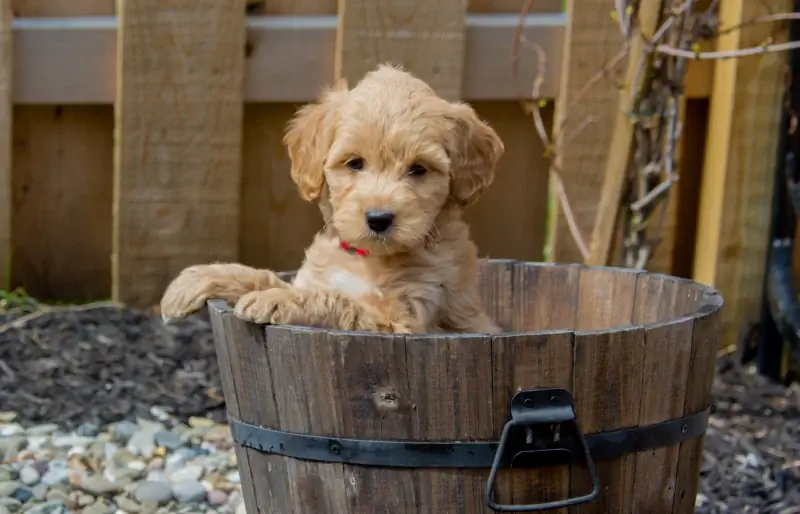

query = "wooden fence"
[{"left": 0, "top": 0, "right": 787, "bottom": 349}]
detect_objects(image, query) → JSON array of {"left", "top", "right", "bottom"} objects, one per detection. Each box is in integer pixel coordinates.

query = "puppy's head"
[{"left": 284, "top": 64, "right": 504, "bottom": 255}]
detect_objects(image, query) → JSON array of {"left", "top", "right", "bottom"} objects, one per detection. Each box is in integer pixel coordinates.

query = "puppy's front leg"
[
  {"left": 160, "top": 263, "right": 289, "bottom": 322},
  {"left": 234, "top": 289, "right": 421, "bottom": 333}
]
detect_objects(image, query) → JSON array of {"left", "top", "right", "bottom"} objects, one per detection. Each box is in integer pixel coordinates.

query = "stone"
[
  {"left": 0, "top": 503, "right": 8, "bottom": 514},
  {"left": 146, "top": 459, "right": 163, "bottom": 471},
  {"left": 74, "top": 475, "right": 121, "bottom": 496},
  {"left": 133, "top": 482, "right": 172, "bottom": 505},
  {"left": 19, "top": 466, "right": 40, "bottom": 486},
  {"left": 0, "top": 437, "right": 25, "bottom": 461},
  {"left": 126, "top": 422, "right": 164, "bottom": 460},
  {"left": 10, "top": 486, "right": 32, "bottom": 503},
  {"left": 168, "top": 466, "right": 203, "bottom": 483},
  {"left": 0, "top": 498, "right": 21, "bottom": 511},
  {"left": 206, "top": 490, "right": 228, "bottom": 506},
  {"left": 52, "top": 436, "right": 95, "bottom": 448},
  {"left": 235, "top": 502, "right": 247, "bottom": 514},
  {"left": 31, "top": 484, "right": 49, "bottom": 501},
  {"left": 109, "top": 423, "right": 138, "bottom": 443},
  {"left": 76, "top": 423, "right": 100, "bottom": 438},
  {"left": 81, "top": 499, "right": 112, "bottom": 514},
  {"left": 30, "top": 461, "right": 49, "bottom": 477},
  {"left": 26, "top": 500, "right": 69, "bottom": 514},
  {"left": 0, "top": 482, "right": 19, "bottom": 498},
  {"left": 144, "top": 471, "right": 166, "bottom": 484},
  {"left": 187, "top": 418, "right": 215, "bottom": 429},
  {"left": 45, "top": 490, "right": 70, "bottom": 503},
  {"left": 115, "top": 496, "right": 142, "bottom": 513},
  {"left": 171, "top": 480, "right": 205, "bottom": 503},
  {"left": 26, "top": 424, "right": 60, "bottom": 436},
  {"left": 40, "top": 468, "right": 70, "bottom": 487},
  {"left": 77, "top": 494, "right": 95, "bottom": 507},
  {"left": 153, "top": 432, "right": 182, "bottom": 452},
  {"left": 0, "top": 425, "right": 23, "bottom": 437}
]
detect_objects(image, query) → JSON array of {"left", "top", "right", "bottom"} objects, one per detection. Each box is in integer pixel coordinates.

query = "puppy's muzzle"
[{"left": 365, "top": 210, "right": 395, "bottom": 233}]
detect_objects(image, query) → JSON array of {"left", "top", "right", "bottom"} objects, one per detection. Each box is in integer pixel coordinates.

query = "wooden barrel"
[{"left": 208, "top": 260, "right": 722, "bottom": 514}]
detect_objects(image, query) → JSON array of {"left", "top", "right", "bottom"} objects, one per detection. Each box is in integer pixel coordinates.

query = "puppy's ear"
[
  {"left": 445, "top": 103, "right": 504, "bottom": 207},
  {"left": 284, "top": 88, "right": 342, "bottom": 202}
]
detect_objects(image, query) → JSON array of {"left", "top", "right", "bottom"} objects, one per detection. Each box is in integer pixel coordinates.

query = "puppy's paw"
[
  {"left": 234, "top": 289, "right": 306, "bottom": 325},
  {"left": 160, "top": 266, "right": 224, "bottom": 322}
]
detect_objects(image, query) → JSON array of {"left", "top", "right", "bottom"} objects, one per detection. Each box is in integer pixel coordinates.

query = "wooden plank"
[
  {"left": 335, "top": 0, "right": 467, "bottom": 101},
  {"left": 512, "top": 262, "right": 580, "bottom": 331},
  {"left": 587, "top": 0, "right": 664, "bottom": 265},
  {"left": 465, "top": 103, "right": 552, "bottom": 263},
  {"left": 692, "top": 0, "right": 791, "bottom": 348},
  {"left": 8, "top": 15, "right": 712, "bottom": 105},
  {"left": 548, "top": 0, "right": 626, "bottom": 264},
  {"left": 12, "top": 0, "right": 113, "bottom": 15},
  {"left": 11, "top": 106, "right": 113, "bottom": 301},
  {"left": 112, "top": 0, "right": 247, "bottom": 307},
  {"left": 575, "top": 267, "right": 641, "bottom": 331},
  {"left": 0, "top": 0, "right": 10, "bottom": 289},
  {"left": 406, "top": 334, "right": 493, "bottom": 514},
  {"left": 492, "top": 331, "right": 573, "bottom": 512}
]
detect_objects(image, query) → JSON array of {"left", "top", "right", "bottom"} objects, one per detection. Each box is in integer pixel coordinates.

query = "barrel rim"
[{"left": 208, "top": 260, "right": 723, "bottom": 338}]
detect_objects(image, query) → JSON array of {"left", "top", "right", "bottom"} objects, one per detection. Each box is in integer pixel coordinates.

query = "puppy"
[{"left": 160, "top": 64, "right": 504, "bottom": 334}]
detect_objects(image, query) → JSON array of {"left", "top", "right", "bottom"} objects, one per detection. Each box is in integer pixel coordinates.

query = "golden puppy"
[{"left": 160, "top": 64, "right": 504, "bottom": 334}]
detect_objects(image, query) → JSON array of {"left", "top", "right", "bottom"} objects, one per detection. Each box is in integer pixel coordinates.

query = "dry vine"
[{"left": 515, "top": 0, "right": 800, "bottom": 268}]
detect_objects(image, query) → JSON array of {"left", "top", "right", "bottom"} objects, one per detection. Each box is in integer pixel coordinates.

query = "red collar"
[{"left": 339, "top": 240, "right": 370, "bottom": 257}]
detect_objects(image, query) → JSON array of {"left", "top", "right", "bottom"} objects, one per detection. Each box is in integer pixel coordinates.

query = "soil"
[{"left": 1, "top": 304, "right": 798, "bottom": 513}]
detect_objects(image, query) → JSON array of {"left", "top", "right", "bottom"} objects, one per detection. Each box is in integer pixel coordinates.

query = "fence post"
[
  {"left": 335, "top": 0, "right": 467, "bottom": 101},
  {"left": 0, "top": 0, "right": 10, "bottom": 289},
  {"left": 113, "top": 0, "right": 247, "bottom": 307}
]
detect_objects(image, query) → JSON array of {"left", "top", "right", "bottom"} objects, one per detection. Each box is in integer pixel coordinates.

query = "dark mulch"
[
  {"left": 0, "top": 305, "right": 227, "bottom": 428},
  {"left": 1, "top": 304, "right": 799, "bottom": 513}
]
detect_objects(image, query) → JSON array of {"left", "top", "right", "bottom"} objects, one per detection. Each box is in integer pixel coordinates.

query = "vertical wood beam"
[
  {"left": 113, "top": 0, "right": 247, "bottom": 307},
  {"left": 548, "top": 0, "right": 626, "bottom": 264},
  {"left": 692, "top": 0, "right": 791, "bottom": 347},
  {"left": 0, "top": 0, "right": 10, "bottom": 289},
  {"left": 335, "top": 0, "right": 467, "bottom": 101}
]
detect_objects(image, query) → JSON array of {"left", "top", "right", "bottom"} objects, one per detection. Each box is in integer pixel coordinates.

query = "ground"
[{"left": 0, "top": 298, "right": 798, "bottom": 513}]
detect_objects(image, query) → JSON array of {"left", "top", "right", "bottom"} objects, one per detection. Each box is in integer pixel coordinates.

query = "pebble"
[
  {"left": 134, "top": 482, "right": 173, "bottom": 504},
  {"left": 0, "top": 418, "right": 242, "bottom": 513},
  {"left": 19, "top": 466, "right": 40, "bottom": 486}
]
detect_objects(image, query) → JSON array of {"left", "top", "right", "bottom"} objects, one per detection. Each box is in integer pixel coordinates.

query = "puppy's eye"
[
  {"left": 408, "top": 163, "right": 427, "bottom": 176},
  {"left": 346, "top": 157, "right": 365, "bottom": 172}
]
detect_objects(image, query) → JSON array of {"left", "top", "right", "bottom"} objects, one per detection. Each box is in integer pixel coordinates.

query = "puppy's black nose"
[{"left": 365, "top": 210, "right": 395, "bottom": 233}]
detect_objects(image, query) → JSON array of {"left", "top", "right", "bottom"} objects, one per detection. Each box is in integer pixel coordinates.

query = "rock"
[
  {"left": 26, "top": 424, "right": 60, "bottom": 436},
  {"left": 0, "top": 482, "right": 19, "bottom": 498},
  {"left": 146, "top": 458, "right": 164, "bottom": 471},
  {"left": 133, "top": 482, "right": 172, "bottom": 505},
  {"left": 0, "top": 471, "right": 9, "bottom": 483},
  {"left": 31, "top": 483, "right": 49, "bottom": 501},
  {"left": 206, "top": 490, "right": 228, "bottom": 506},
  {"left": 115, "top": 496, "right": 142, "bottom": 513},
  {"left": 0, "top": 437, "right": 25, "bottom": 461},
  {"left": 0, "top": 425, "right": 23, "bottom": 437},
  {"left": 29, "top": 461, "right": 49, "bottom": 477},
  {"left": 171, "top": 480, "right": 206, "bottom": 503},
  {"left": 0, "top": 413, "right": 16, "bottom": 423},
  {"left": 144, "top": 471, "right": 166, "bottom": 484},
  {"left": 25, "top": 500, "right": 69, "bottom": 514},
  {"left": 74, "top": 475, "right": 121, "bottom": 496},
  {"left": 81, "top": 499, "right": 112, "bottom": 514},
  {"left": 10, "top": 486, "right": 32, "bottom": 503},
  {"left": 77, "top": 493, "right": 95, "bottom": 507},
  {"left": 126, "top": 461, "right": 146, "bottom": 473},
  {"left": 153, "top": 432, "right": 182, "bottom": 452},
  {"left": 19, "top": 466, "right": 40, "bottom": 486},
  {"left": 52, "top": 436, "right": 95, "bottom": 448},
  {"left": 126, "top": 422, "right": 164, "bottom": 459},
  {"left": 0, "top": 498, "right": 21, "bottom": 511},
  {"left": 40, "top": 468, "right": 70, "bottom": 487},
  {"left": 76, "top": 423, "right": 100, "bottom": 438},
  {"left": 45, "top": 489, "right": 70, "bottom": 504},
  {"left": 0, "top": 503, "right": 9, "bottom": 514},
  {"left": 224, "top": 471, "right": 240, "bottom": 485},
  {"left": 109, "top": 422, "right": 138, "bottom": 443},
  {"left": 149, "top": 407, "right": 172, "bottom": 422},
  {"left": 187, "top": 417, "right": 215, "bottom": 429},
  {"left": 168, "top": 465, "right": 203, "bottom": 483},
  {"left": 235, "top": 501, "right": 247, "bottom": 514}
]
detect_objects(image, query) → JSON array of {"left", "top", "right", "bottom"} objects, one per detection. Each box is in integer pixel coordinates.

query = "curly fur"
[{"left": 160, "top": 64, "right": 505, "bottom": 334}]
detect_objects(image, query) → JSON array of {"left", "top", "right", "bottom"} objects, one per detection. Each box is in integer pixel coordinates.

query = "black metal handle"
[{"left": 484, "top": 388, "right": 601, "bottom": 512}]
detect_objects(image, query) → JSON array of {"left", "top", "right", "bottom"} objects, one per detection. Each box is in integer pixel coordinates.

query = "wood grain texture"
[
  {"left": 112, "top": 0, "right": 245, "bottom": 306},
  {"left": 492, "top": 330, "right": 573, "bottom": 512},
  {"left": 587, "top": 0, "right": 664, "bottom": 266},
  {"left": 11, "top": 0, "right": 114, "bottom": 15},
  {"left": 477, "top": 259, "right": 516, "bottom": 332},
  {"left": 240, "top": 104, "right": 323, "bottom": 273},
  {"left": 549, "top": 0, "right": 626, "bottom": 264},
  {"left": 575, "top": 267, "right": 642, "bottom": 331},
  {"left": 113, "top": 0, "right": 247, "bottom": 307},
  {"left": 464, "top": 103, "right": 551, "bottom": 263},
  {"left": 512, "top": 262, "right": 580, "bottom": 331},
  {"left": 0, "top": 0, "right": 10, "bottom": 289},
  {"left": 692, "top": 0, "right": 790, "bottom": 348},
  {"left": 11, "top": 106, "right": 113, "bottom": 300},
  {"left": 406, "top": 333, "right": 493, "bottom": 514},
  {"left": 335, "top": 0, "right": 467, "bottom": 101}
]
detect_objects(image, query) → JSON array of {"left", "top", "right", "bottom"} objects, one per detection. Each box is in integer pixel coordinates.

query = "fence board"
[
  {"left": 335, "top": 0, "right": 467, "bottom": 101},
  {"left": 12, "top": 0, "right": 113, "bottom": 15},
  {"left": 0, "top": 0, "right": 9, "bottom": 289},
  {"left": 113, "top": 0, "right": 247, "bottom": 307},
  {"left": 548, "top": 0, "right": 626, "bottom": 264},
  {"left": 693, "top": 0, "right": 790, "bottom": 348}
]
